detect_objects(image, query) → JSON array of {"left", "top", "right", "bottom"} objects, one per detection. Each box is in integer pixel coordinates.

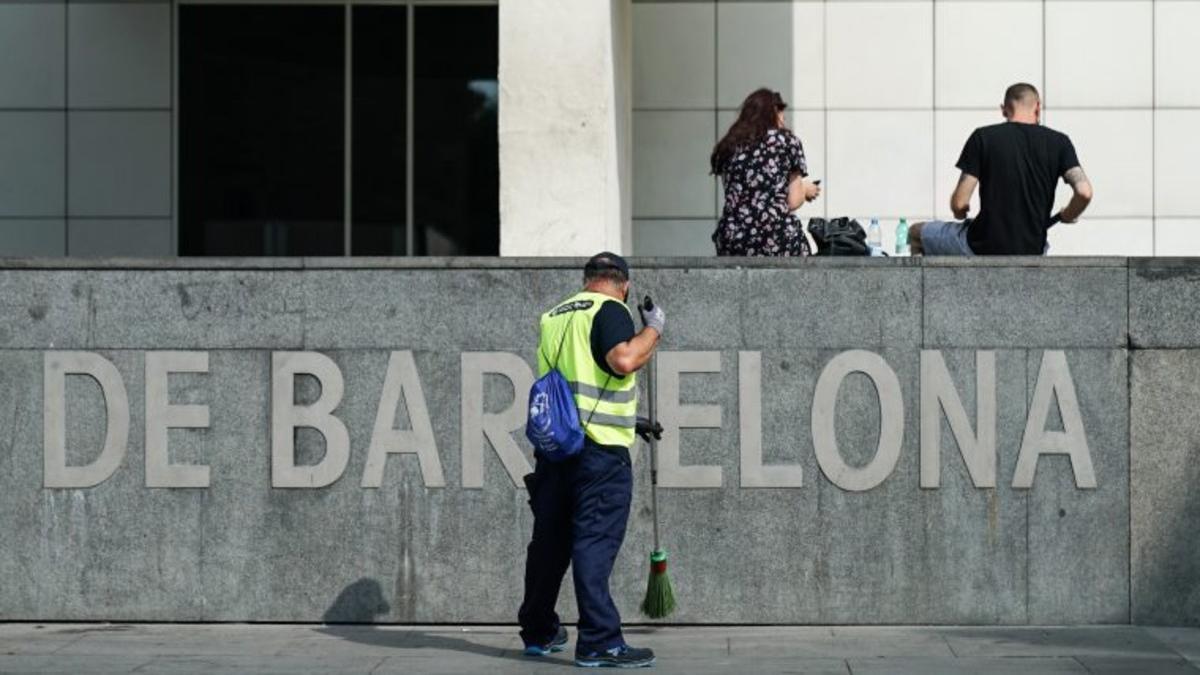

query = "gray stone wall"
[{"left": 0, "top": 257, "right": 1193, "bottom": 625}]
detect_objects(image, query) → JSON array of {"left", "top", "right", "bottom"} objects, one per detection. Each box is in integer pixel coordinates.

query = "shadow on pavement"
[{"left": 317, "top": 577, "right": 574, "bottom": 668}]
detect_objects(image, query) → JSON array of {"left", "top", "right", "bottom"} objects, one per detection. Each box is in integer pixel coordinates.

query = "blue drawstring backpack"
[{"left": 526, "top": 312, "right": 586, "bottom": 462}]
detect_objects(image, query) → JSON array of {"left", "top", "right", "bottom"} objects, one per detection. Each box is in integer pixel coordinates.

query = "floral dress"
[{"left": 713, "top": 128, "right": 810, "bottom": 256}]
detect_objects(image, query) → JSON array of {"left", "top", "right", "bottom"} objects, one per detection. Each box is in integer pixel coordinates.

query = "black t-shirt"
[
  {"left": 958, "top": 122, "right": 1080, "bottom": 255},
  {"left": 589, "top": 300, "right": 636, "bottom": 380}
]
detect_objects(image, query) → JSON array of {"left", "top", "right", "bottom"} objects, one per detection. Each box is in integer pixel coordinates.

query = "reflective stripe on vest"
[
  {"left": 538, "top": 291, "right": 639, "bottom": 448},
  {"left": 584, "top": 411, "right": 638, "bottom": 428},
  {"left": 569, "top": 381, "right": 637, "bottom": 404}
]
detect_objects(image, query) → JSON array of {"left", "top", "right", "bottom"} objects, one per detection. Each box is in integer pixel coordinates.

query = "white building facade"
[{"left": 1, "top": 0, "right": 1196, "bottom": 258}]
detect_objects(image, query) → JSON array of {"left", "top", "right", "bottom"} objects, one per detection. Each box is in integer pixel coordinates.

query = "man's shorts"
[{"left": 919, "top": 219, "right": 974, "bottom": 256}]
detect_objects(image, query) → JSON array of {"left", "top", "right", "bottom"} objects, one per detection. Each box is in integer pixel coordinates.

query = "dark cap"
[{"left": 584, "top": 251, "right": 629, "bottom": 280}]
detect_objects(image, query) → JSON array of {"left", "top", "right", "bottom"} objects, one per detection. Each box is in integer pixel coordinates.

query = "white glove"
[{"left": 640, "top": 301, "right": 665, "bottom": 335}]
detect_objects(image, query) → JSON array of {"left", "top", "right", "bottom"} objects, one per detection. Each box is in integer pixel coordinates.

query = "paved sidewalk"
[{"left": 1, "top": 623, "right": 1198, "bottom": 674}]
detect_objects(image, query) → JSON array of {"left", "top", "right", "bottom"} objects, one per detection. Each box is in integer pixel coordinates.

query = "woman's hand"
[
  {"left": 787, "top": 175, "right": 822, "bottom": 211},
  {"left": 803, "top": 180, "right": 822, "bottom": 203}
]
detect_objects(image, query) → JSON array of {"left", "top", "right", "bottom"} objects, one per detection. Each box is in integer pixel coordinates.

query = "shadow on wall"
[
  {"left": 317, "top": 578, "right": 550, "bottom": 664},
  {"left": 321, "top": 578, "right": 392, "bottom": 623}
]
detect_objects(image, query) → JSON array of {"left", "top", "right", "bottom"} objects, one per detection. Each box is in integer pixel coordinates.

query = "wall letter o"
[{"left": 811, "top": 350, "right": 904, "bottom": 492}]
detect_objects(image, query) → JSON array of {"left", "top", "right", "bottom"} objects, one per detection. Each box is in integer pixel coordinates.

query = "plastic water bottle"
[
  {"left": 895, "top": 218, "right": 909, "bottom": 256},
  {"left": 867, "top": 218, "right": 882, "bottom": 256}
]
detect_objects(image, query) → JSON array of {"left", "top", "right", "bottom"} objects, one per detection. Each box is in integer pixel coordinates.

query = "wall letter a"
[{"left": 1013, "top": 351, "right": 1096, "bottom": 489}]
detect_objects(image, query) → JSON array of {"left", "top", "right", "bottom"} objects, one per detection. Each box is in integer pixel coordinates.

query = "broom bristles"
[{"left": 641, "top": 549, "right": 676, "bottom": 619}]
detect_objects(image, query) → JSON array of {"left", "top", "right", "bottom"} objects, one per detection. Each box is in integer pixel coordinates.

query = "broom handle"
[{"left": 644, "top": 297, "right": 662, "bottom": 552}]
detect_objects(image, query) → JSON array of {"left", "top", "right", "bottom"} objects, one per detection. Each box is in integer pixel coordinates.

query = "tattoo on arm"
[{"left": 1063, "top": 166, "right": 1088, "bottom": 187}]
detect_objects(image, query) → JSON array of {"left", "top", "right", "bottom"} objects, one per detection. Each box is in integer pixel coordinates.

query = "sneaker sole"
[
  {"left": 574, "top": 657, "right": 656, "bottom": 668},
  {"left": 523, "top": 643, "right": 568, "bottom": 657}
]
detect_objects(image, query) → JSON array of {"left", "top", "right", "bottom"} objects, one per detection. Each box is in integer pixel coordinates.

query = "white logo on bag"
[{"left": 530, "top": 392, "right": 549, "bottom": 424}]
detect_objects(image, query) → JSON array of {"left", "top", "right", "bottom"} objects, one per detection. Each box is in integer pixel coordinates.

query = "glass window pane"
[
  {"left": 351, "top": 5, "right": 407, "bottom": 256},
  {"left": 413, "top": 6, "right": 499, "bottom": 256},
  {"left": 179, "top": 6, "right": 344, "bottom": 256}
]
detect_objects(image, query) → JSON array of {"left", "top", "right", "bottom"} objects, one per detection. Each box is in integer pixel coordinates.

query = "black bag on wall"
[{"left": 807, "top": 218, "right": 870, "bottom": 256}]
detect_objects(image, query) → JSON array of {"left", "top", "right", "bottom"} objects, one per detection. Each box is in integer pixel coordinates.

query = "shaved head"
[{"left": 1003, "top": 83, "right": 1040, "bottom": 111}]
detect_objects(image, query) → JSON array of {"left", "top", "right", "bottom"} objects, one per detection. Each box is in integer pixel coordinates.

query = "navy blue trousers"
[{"left": 518, "top": 444, "right": 633, "bottom": 653}]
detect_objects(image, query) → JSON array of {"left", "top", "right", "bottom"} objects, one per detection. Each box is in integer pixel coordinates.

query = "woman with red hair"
[{"left": 710, "top": 88, "right": 821, "bottom": 256}]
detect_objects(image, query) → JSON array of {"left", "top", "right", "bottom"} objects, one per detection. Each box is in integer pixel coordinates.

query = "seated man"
[{"left": 911, "top": 83, "right": 1093, "bottom": 255}]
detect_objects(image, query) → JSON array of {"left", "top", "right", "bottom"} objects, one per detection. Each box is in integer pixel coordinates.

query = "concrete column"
[{"left": 498, "top": 0, "right": 632, "bottom": 256}]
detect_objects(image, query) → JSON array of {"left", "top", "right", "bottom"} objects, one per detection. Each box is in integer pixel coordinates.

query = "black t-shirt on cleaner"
[
  {"left": 589, "top": 300, "right": 635, "bottom": 379},
  {"left": 958, "top": 122, "right": 1080, "bottom": 255},
  {"left": 585, "top": 300, "right": 635, "bottom": 454}
]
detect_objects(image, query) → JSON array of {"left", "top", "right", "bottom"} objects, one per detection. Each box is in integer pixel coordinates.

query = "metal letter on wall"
[
  {"left": 920, "top": 350, "right": 996, "bottom": 488},
  {"left": 43, "top": 351, "right": 130, "bottom": 488},
  {"left": 145, "top": 351, "right": 211, "bottom": 488},
  {"left": 362, "top": 351, "right": 446, "bottom": 488},
  {"left": 656, "top": 351, "right": 723, "bottom": 488},
  {"left": 1012, "top": 350, "right": 1097, "bottom": 489},
  {"left": 811, "top": 350, "right": 904, "bottom": 492},
  {"left": 739, "top": 351, "right": 803, "bottom": 488},
  {"left": 460, "top": 352, "right": 534, "bottom": 489},
  {"left": 271, "top": 352, "right": 351, "bottom": 488}
]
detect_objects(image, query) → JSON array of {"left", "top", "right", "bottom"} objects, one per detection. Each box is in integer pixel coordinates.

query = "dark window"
[
  {"left": 179, "top": 4, "right": 498, "bottom": 257},
  {"left": 351, "top": 6, "right": 407, "bottom": 256},
  {"left": 179, "top": 6, "right": 345, "bottom": 256},
  {"left": 413, "top": 6, "right": 499, "bottom": 256}
]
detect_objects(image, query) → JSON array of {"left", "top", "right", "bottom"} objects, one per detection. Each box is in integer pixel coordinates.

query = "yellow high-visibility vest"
[{"left": 537, "top": 291, "right": 638, "bottom": 448}]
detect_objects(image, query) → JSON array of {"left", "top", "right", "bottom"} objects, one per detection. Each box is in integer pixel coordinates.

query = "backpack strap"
[
  {"left": 551, "top": 311, "right": 577, "bottom": 370},
  {"left": 538, "top": 308, "right": 579, "bottom": 373}
]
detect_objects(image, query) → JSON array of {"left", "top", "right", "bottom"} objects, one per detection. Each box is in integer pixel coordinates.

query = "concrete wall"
[
  {"left": 498, "top": 0, "right": 633, "bottom": 256},
  {"left": 0, "top": 257, "right": 1196, "bottom": 625},
  {"left": 631, "top": 0, "right": 1200, "bottom": 257}
]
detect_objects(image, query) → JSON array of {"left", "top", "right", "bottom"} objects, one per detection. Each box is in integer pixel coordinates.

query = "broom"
[{"left": 639, "top": 296, "right": 676, "bottom": 619}]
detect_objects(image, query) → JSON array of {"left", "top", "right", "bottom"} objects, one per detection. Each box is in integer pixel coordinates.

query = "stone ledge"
[{"left": 0, "top": 255, "right": 1134, "bottom": 271}]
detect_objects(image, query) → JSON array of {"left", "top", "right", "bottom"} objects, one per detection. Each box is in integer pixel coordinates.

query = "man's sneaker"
[
  {"left": 523, "top": 626, "right": 569, "bottom": 656},
  {"left": 575, "top": 644, "right": 656, "bottom": 668}
]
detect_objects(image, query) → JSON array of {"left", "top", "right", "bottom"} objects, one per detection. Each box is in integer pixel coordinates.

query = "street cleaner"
[{"left": 518, "top": 252, "right": 665, "bottom": 668}]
